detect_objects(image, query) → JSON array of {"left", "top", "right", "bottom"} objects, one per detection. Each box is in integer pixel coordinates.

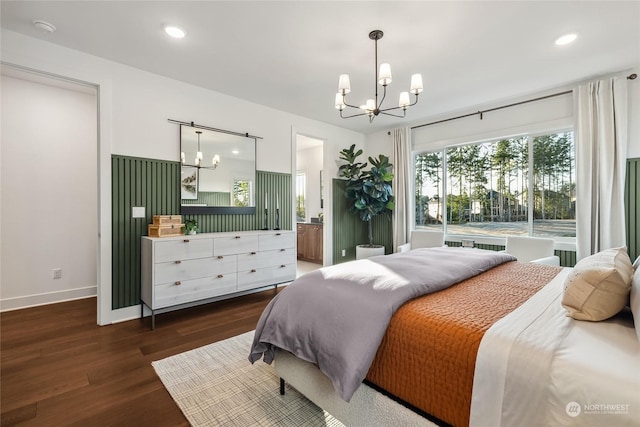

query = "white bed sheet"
[{"left": 470, "top": 267, "right": 640, "bottom": 427}]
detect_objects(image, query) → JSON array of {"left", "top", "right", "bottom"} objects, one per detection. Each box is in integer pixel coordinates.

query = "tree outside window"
[{"left": 414, "top": 131, "right": 575, "bottom": 240}]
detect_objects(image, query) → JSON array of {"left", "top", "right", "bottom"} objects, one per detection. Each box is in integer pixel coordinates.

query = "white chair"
[
  {"left": 504, "top": 235, "right": 560, "bottom": 266},
  {"left": 397, "top": 230, "right": 445, "bottom": 253}
]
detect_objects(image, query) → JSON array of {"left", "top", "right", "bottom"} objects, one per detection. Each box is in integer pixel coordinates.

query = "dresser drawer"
[
  {"left": 153, "top": 274, "right": 237, "bottom": 309},
  {"left": 237, "top": 248, "right": 295, "bottom": 271},
  {"left": 155, "top": 256, "right": 236, "bottom": 284},
  {"left": 154, "top": 238, "right": 213, "bottom": 263},
  {"left": 214, "top": 235, "right": 259, "bottom": 256},
  {"left": 259, "top": 232, "right": 295, "bottom": 251},
  {"left": 237, "top": 263, "right": 296, "bottom": 291}
]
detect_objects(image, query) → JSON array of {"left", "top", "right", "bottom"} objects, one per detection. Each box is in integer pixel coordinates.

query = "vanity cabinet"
[
  {"left": 141, "top": 230, "right": 295, "bottom": 328},
  {"left": 296, "top": 223, "right": 323, "bottom": 264}
]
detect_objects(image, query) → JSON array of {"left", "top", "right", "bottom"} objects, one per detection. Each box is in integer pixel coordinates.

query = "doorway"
[
  {"left": 0, "top": 65, "right": 99, "bottom": 311},
  {"left": 295, "top": 135, "right": 324, "bottom": 277}
]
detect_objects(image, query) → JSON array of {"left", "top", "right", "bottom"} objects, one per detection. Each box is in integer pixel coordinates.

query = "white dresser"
[{"left": 141, "top": 230, "right": 296, "bottom": 328}]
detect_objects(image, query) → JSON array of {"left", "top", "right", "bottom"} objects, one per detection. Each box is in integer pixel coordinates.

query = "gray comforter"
[{"left": 248, "top": 246, "right": 516, "bottom": 401}]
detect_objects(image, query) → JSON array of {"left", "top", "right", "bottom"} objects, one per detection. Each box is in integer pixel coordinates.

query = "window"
[
  {"left": 296, "top": 171, "right": 306, "bottom": 221},
  {"left": 414, "top": 131, "right": 575, "bottom": 240}
]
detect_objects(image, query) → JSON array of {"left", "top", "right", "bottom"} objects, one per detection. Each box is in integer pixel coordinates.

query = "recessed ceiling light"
[
  {"left": 232, "top": 150, "right": 239, "bottom": 155},
  {"left": 555, "top": 33, "right": 577, "bottom": 46},
  {"left": 164, "top": 25, "right": 186, "bottom": 39},
  {"left": 33, "top": 20, "right": 56, "bottom": 33}
]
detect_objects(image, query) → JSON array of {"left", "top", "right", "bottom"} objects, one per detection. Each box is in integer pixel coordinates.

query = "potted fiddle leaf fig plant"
[{"left": 338, "top": 144, "right": 394, "bottom": 259}]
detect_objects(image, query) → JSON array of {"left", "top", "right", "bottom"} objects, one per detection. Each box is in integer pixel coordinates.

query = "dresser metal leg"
[
  {"left": 280, "top": 378, "right": 285, "bottom": 395},
  {"left": 151, "top": 310, "right": 156, "bottom": 330}
]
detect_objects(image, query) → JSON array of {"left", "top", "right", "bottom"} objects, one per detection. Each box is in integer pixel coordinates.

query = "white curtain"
[
  {"left": 575, "top": 77, "right": 628, "bottom": 260},
  {"left": 392, "top": 127, "right": 412, "bottom": 252}
]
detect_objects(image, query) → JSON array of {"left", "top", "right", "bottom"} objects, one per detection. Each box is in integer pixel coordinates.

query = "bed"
[{"left": 249, "top": 247, "right": 640, "bottom": 427}]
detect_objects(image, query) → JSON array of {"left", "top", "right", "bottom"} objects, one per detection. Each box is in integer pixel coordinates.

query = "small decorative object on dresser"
[
  {"left": 184, "top": 219, "right": 198, "bottom": 235},
  {"left": 148, "top": 215, "right": 185, "bottom": 237},
  {"left": 141, "top": 230, "right": 296, "bottom": 329}
]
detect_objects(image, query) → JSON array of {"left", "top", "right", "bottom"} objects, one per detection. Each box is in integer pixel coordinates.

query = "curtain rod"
[
  {"left": 167, "top": 119, "right": 263, "bottom": 139},
  {"left": 399, "top": 73, "right": 638, "bottom": 133}
]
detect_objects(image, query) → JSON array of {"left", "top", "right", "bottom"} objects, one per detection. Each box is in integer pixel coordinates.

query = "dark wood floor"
[{"left": 1, "top": 289, "right": 280, "bottom": 426}]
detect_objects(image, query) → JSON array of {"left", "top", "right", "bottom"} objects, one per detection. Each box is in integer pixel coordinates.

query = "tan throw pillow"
[{"left": 562, "top": 247, "right": 633, "bottom": 321}]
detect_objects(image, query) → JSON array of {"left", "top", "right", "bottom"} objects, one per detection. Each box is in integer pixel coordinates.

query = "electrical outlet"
[
  {"left": 341, "top": 249, "right": 346, "bottom": 257},
  {"left": 52, "top": 268, "right": 62, "bottom": 279}
]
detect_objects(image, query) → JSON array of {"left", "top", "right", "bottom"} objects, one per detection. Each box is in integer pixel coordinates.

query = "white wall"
[
  {"left": 411, "top": 92, "right": 573, "bottom": 150},
  {"left": 628, "top": 67, "right": 640, "bottom": 158},
  {"left": 1, "top": 29, "right": 364, "bottom": 323},
  {"left": 365, "top": 130, "right": 393, "bottom": 160},
  {"left": 368, "top": 69, "right": 639, "bottom": 159},
  {"left": 296, "top": 145, "right": 323, "bottom": 222},
  {"left": 0, "top": 73, "right": 98, "bottom": 310}
]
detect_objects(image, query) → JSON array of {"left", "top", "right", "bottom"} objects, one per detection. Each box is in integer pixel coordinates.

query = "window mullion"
[
  {"left": 527, "top": 135, "right": 534, "bottom": 236},
  {"left": 442, "top": 149, "right": 448, "bottom": 237}
]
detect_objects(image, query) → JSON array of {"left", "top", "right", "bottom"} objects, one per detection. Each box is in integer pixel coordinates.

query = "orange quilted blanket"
[{"left": 366, "top": 261, "right": 562, "bottom": 427}]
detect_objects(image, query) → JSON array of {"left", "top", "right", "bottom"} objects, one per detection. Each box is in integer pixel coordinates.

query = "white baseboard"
[{"left": 0, "top": 286, "right": 97, "bottom": 312}]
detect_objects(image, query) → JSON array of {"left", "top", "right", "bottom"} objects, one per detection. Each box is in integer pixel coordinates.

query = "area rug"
[{"left": 152, "top": 331, "right": 344, "bottom": 426}]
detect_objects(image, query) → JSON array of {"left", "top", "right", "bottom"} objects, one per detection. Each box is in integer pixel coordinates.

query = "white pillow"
[{"left": 562, "top": 247, "right": 633, "bottom": 321}]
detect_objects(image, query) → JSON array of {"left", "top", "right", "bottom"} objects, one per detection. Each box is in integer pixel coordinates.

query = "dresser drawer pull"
[
  {"left": 217, "top": 274, "right": 224, "bottom": 278},
  {"left": 235, "top": 236, "right": 241, "bottom": 239},
  {"left": 183, "top": 239, "right": 190, "bottom": 243},
  {"left": 280, "top": 264, "right": 286, "bottom": 268},
  {"left": 175, "top": 260, "right": 182, "bottom": 264},
  {"left": 251, "top": 269, "right": 257, "bottom": 273},
  {"left": 280, "top": 248, "right": 286, "bottom": 252},
  {"left": 217, "top": 256, "right": 224, "bottom": 259},
  {"left": 250, "top": 251, "right": 257, "bottom": 255},
  {"left": 276, "top": 233, "right": 282, "bottom": 236},
  {"left": 174, "top": 281, "right": 182, "bottom": 286}
]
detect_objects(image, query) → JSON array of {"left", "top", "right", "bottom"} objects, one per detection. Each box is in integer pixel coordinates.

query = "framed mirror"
[{"left": 180, "top": 125, "right": 256, "bottom": 215}]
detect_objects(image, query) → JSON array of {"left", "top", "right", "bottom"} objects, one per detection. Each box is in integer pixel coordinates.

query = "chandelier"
[
  {"left": 181, "top": 130, "right": 220, "bottom": 169},
  {"left": 335, "top": 30, "right": 423, "bottom": 122}
]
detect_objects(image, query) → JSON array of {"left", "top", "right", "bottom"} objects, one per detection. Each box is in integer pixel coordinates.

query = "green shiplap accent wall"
[
  {"left": 112, "top": 156, "right": 180, "bottom": 310},
  {"left": 556, "top": 250, "right": 576, "bottom": 267},
  {"left": 626, "top": 158, "right": 640, "bottom": 262},
  {"left": 371, "top": 214, "right": 394, "bottom": 256},
  {"left": 332, "top": 179, "right": 366, "bottom": 263},
  {"left": 112, "top": 155, "right": 291, "bottom": 309},
  {"left": 332, "top": 179, "right": 393, "bottom": 264},
  {"left": 182, "top": 191, "right": 231, "bottom": 206}
]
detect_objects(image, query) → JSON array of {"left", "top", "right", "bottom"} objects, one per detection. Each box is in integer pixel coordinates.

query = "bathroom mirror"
[{"left": 180, "top": 125, "right": 256, "bottom": 215}]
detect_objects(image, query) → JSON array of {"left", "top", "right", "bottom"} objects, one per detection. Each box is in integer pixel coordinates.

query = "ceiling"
[{"left": 1, "top": 1, "right": 639, "bottom": 134}]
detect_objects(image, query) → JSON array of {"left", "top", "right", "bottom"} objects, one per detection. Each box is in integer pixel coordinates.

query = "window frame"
[{"left": 412, "top": 127, "right": 575, "bottom": 250}]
